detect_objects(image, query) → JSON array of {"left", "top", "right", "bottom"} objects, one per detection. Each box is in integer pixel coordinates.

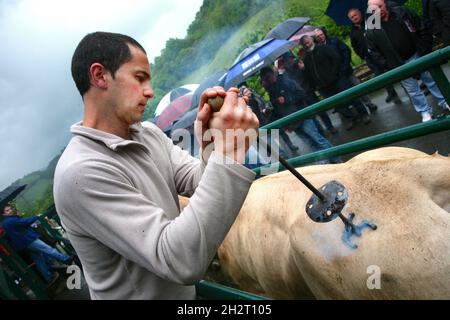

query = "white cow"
[{"left": 214, "top": 147, "right": 450, "bottom": 299}]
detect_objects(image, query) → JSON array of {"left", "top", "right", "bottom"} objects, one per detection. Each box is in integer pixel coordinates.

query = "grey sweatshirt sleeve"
[
  {"left": 58, "top": 151, "right": 255, "bottom": 285},
  {"left": 152, "top": 125, "right": 206, "bottom": 197}
]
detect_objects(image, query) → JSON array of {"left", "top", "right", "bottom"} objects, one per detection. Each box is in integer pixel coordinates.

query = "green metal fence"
[
  {"left": 196, "top": 280, "right": 269, "bottom": 300},
  {"left": 0, "top": 207, "right": 80, "bottom": 300},
  {"left": 0, "top": 237, "right": 48, "bottom": 299},
  {"left": 0, "top": 47, "right": 448, "bottom": 301},
  {"left": 253, "top": 46, "right": 450, "bottom": 175}
]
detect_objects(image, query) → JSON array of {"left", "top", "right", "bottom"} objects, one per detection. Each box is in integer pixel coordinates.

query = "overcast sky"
[{"left": 0, "top": 0, "right": 203, "bottom": 190}]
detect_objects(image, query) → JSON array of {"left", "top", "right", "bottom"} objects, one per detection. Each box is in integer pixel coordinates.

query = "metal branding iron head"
[{"left": 305, "top": 180, "right": 348, "bottom": 223}]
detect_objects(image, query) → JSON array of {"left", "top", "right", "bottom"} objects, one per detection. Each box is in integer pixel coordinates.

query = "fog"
[{"left": 0, "top": 0, "right": 202, "bottom": 189}]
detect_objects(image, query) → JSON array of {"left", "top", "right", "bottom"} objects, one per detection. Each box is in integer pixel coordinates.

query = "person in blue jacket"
[{"left": 2, "top": 204, "right": 71, "bottom": 284}]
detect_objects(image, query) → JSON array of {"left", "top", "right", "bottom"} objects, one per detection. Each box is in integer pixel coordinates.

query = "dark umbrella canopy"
[
  {"left": 325, "top": 0, "right": 407, "bottom": 26},
  {"left": 169, "top": 87, "right": 191, "bottom": 101},
  {"left": 289, "top": 25, "right": 318, "bottom": 43},
  {"left": 263, "top": 17, "right": 310, "bottom": 40},
  {"left": 190, "top": 71, "right": 227, "bottom": 110},
  {"left": 0, "top": 185, "right": 27, "bottom": 210},
  {"left": 155, "top": 94, "right": 193, "bottom": 131},
  {"left": 224, "top": 38, "right": 297, "bottom": 89}
]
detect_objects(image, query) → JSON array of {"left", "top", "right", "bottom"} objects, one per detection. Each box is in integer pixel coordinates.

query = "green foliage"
[
  {"left": 11, "top": 0, "right": 428, "bottom": 213},
  {"left": 31, "top": 184, "right": 54, "bottom": 216},
  {"left": 405, "top": 0, "right": 423, "bottom": 15},
  {"left": 180, "top": 3, "right": 284, "bottom": 86}
]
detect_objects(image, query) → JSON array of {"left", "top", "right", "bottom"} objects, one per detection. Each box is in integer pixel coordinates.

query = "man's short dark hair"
[
  {"left": 259, "top": 66, "right": 274, "bottom": 80},
  {"left": 71, "top": 31, "right": 147, "bottom": 97},
  {"left": 317, "top": 27, "right": 328, "bottom": 38}
]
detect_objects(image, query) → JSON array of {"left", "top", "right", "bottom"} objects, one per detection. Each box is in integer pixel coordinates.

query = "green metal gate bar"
[
  {"left": 196, "top": 280, "right": 270, "bottom": 300},
  {"left": 262, "top": 46, "right": 450, "bottom": 130},
  {"left": 253, "top": 116, "right": 450, "bottom": 175},
  {"left": 0, "top": 237, "right": 48, "bottom": 299},
  {"left": 429, "top": 66, "right": 450, "bottom": 103}
]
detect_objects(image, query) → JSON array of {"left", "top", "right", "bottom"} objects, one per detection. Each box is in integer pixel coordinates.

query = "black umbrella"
[
  {"left": 190, "top": 71, "right": 228, "bottom": 110},
  {"left": 0, "top": 185, "right": 27, "bottom": 210},
  {"left": 263, "top": 17, "right": 310, "bottom": 40},
  {"left": 224, "top": 38, "right": 297, "bottom": 89},
  {"left": 325, "top": 0, "right": 407, "bottom": 26}
]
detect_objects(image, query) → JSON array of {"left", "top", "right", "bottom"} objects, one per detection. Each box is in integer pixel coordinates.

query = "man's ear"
[{"left": 89, "top": 63, "right": 109, "bottom": 90}]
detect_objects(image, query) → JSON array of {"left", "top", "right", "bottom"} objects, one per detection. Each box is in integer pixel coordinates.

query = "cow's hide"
[{"left": 182, "top": 147, "right": 450, "bottom": 299}]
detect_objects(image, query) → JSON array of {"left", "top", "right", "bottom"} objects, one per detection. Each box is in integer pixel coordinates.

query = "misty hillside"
[
  {"left": 145, "top": 0, "right": 338, "bottom": 118},
  {"left": 3, "top": 153, "right": 61, "bottom": 216},
  {"left": 5, "top": 0, "right": 423, "bottom": 215}
]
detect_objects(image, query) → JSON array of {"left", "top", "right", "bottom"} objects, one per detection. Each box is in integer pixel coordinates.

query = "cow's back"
[{"left": 219, "top": 147, "right": 450, "bottom": 299}]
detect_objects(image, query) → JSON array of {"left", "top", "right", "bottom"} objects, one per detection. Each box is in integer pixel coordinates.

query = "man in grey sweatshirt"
[{"left": 53, "top": 32, "right": 259, "bottom": 299}]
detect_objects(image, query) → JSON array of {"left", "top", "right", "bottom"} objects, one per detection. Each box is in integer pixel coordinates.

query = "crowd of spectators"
[{"left": 238, "top": 0, "right": 449, "bottom": 163}]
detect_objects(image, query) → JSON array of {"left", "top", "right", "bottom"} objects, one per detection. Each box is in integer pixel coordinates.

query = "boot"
[
  {"left": 385, "top": 91, "right": 401, "bottom": 104},
  {"left": 367, "top": 103, "right": 378, "bottom": 113},
  {"left": 346, "top": 119, "right": 359, "bottom": 130}
]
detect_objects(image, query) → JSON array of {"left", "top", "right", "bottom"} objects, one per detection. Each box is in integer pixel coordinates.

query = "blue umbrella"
[
  {"left": 325, "top": 0, "right": 407, "bottom": 26},
  {"left": 224, "top": 38, "right": 297, "bottom": 89}
]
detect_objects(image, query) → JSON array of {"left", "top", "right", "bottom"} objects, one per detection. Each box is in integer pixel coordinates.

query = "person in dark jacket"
[
  {"left": 366, "top": 0, "right": 450, "bottom": 122},
  {"left": 315, "top": 27, "right": 378, "bottom": 112},
  {"left": 239, "top": 85, "right": 285, "bottom": 167},
  {"left": 260, "top": 67, "right": 341, "bottom": 163},
  {"left": 348, "top": 7, "right": 401, "bottom": 104},
  {"left": 300, "top": 35, "right": 370, "bottom": 130},
  {"left": 253, "top": 72, "right": 299, "bottom": 154},
  {"left": 240, "top": 86, "right": 273, "bottom": 127},
  {"left": 428, "top": 0, "right": 450, "bottom": 47},
  {"left": 2, "top": 204, "right": 71, "bottom": 284},
  {"left": 279, "top": 51, "right": 338, "bottom": 135}
]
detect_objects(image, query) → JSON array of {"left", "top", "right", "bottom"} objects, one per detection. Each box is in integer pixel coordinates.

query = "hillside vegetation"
[
  {"left": 145, "top": 0, "right": 342, "bottom": 118},
  {"left": 4, "top": 0, "right": 423, "bottom": 215},
  {"left": 6, "top": 153, "right": 61, "bottom": 216}
]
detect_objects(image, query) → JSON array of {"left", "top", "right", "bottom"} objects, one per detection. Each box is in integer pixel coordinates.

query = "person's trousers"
[
  {"left": 294, "top": 119, "right": 342, "bottom": 164},
  {"left": 320, "top": 78, "right": 368, "bottom": 120},
  {"left": 348, "top": 74, "right": 373, "bottom": 105},
  {"left": 401, "top": 53, "right": 447, "bottom": 114},
  {"left": 306, "top": 93, "right": 335, "bottom": 130},
  {"left": 279, "top": 128, "right": 297, "bottom": 151},
  {"left": 27, "top": 238, "right": 70, "bottom": 282},
  {"left": 366, "top": 57, "right": 397, "bottom": 97}
]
